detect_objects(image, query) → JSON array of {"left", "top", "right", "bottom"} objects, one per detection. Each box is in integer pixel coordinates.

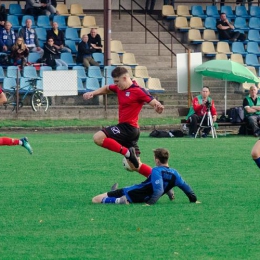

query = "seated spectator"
[
  {"left": 76, "top": 34, "right": 100, "bottom": 68},
  {"left": 47, "top": 22, "right": 71, "bottom": 53},
  {"left": 0, "top": 9, "right": 6, "bottom": 30},
  {"left": 25, "top": 0, "right": 56, "bottom": 16},
  {"left": 18, "top": 19, "right": 44, "bottom": 58},
  {"left": 0, "top": 21, "right": 16, "bottom": 52},
  {"left": 217, "top": 13, "right": 246, "bottom": 42},
  {"left": 10, "top": 37, "right": 29, "bottom": 66},
  {"left": 42, "top": 37, "right": 67, "bottom": 69},
  {"left": 186, "top": 86, "right": 217, "bottom": 138},
  {"left": 243, "top": 85, "right": 260, "bottom": 137},
  {"left": 88, "top": 28, "right": 102, "bottom": 53}
]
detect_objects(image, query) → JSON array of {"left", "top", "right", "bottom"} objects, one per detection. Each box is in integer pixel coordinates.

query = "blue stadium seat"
[
  {"left": 92, "top": 53, "right": 104, "bottom": 67},
  {"left": 77, "top": 78, "right": 85, "bottom": 93},
  {"left": 101, "top": 77, "right": 114, "bottom": 87},
  {"left": 249, "top": 17, "right": 260, "bottom": 30},
  {"left": 3, "top": 77, "right": 16, "bottom": 91},
  {"left": 250, "top": 6, "right": 260, "bottom": 17},
  {"left": 9, "top": 4, "right": 23, "bottom": 18},
  {"left": 85, "top": 77, "right": 100, "bottom": 91},
  {"left": 6, "top": 66, "right": 21, "bottom": 78},
  {"left": 206, "top": 6, "right": 219, "bottom": 18},
  {"left": 65, "top": 28, "right": 81, "bottom": 42},
  {"left": 52, "top": 15, "right": 67, "bottom": 30},
  {"left": 191, "top": 5, "right": 206, "bottom": 19},
  {"left": 0, "top": 66, "right": 5, "bottom": 82},
  {"left": 204, "top": 17, "right": 217, "bottom": 31},
  {"left": 235, "top": 6, "right": 250, "bottom": 19},
  {"left": 220, "top": 6, "right": 236, "bottom": 20},
  {"left": 23, "top": 66, "right": 39, "bottom": 78},
  {"left": 21, "top": 15, "right": 36, "bottom": 28},
  {"left": 231, "top": 42, "right": 247, "bottom": 56},
  {"left": 87, "top": 66, "right": 103, "bottom": 81},
  {"left": 19, "top": 77, "right": 35, "bottom": 92},
  {"left": 56, "top": 66, "right": 68, "bottom": 70},
  {"left": 73, "top": 66, "right": 87, "bottom": 81},
  {"left": 37, "top": 15, "right": 51, "bottom": 30},
  {"left": 247, "top": 41, "right": 260, "bottom": 56},
  {"left": 248, "top": 30, "right": 260, "bottom": 43},
  {"left": 103, "top": 65, "right": 115, "bottom": 78},
  {"left": 234, "top": 17, "right": 249, "bottom": 31},
  {"left": 65, "top": 40, "right": 78, "bottom": 54},
  {"left": 39, "top": 66, "right": 52, "bottom": 77},
  {"left": 7, "top": 15, "right": 20, "bottom": 31},
  {"left": 60, "top": 52, "right": 77, "bottom": 68},
  {"left": 245, "top": 54, "right": 260, "bottom": 68},
  {"left": 27, "top": 52, "right": 41, "bottom": 63},
  {"left": 35, "top": 27, "right": 47, "bottom": 41}
]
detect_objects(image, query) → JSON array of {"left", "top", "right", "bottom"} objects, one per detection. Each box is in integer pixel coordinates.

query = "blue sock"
[
  {"left": 102, "top": 197, "right": 117, "bottom": 204},
  {"left": 254, "top": 157, "right": 260, "bottom": 168}
]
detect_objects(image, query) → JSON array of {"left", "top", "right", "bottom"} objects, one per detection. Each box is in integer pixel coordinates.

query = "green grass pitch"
[{"left": 1, "top": 132, "right": 260, "bottom": 259}]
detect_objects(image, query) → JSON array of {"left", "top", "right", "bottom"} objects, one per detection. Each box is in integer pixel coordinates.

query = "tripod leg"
[{"left": 195, "top": 113, "right": 206, "bottom": 138}]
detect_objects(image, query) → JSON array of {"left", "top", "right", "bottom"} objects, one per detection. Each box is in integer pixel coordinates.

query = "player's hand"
[
  {"left": 83, "top": 92, "right": 94, "bottom": 100},
  {"left": 154, "top": 103, "right": 164, "bottom": 114}
]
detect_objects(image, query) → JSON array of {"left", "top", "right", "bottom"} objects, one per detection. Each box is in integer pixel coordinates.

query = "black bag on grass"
[
  {"left": 228, "top": 107, "right": 244, "bottom": 123},
  {"left": 149, "top": 129, "right": 184, "bottom": 138}
]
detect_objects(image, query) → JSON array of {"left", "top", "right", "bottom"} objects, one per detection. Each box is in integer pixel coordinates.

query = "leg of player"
[
  {"left": 0, "top": 137, "right": 33, "bottom": 154},
  {"left": 92, "top": 193, "right": 128, "bottom": 204},
  {"left": 251, "top": 140, "right": 260, "bottom": 168},
  {"left": 93, "top": 131, "right": 139, "bottom": 168}
]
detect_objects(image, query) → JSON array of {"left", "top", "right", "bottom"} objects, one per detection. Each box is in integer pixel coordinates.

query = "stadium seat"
[
  {"left": 85, "top": 77, "right": 100, "bottom": 91},
  {"left": 216, "top": 41, "right": 233, "bottom": 55},
  {"left": 231, "top": 42, "right": 247, "bottom": 56},
  {"left": 191, "top": 5, "right": 206, "bottom": 19},
  {"left": 56, "top": 4, "right": 70, "bottom": 17},
  {"left": 248, "top": 30, "right": 260, "bottom": 43},
  {"left": 230, "top": 53, "right": 245, "bottom": 65},
  {"left": 201, "top": 41, "right": 217, "bottom": 57},
  {"left": 188, "top": 29, "right": 204, "bottom": 44},
  {"left": 67, "top": 16, "right": 83, "bottom": 29},
  {"left": 36, "top": 15, "right": 51, "bottom": 30},
  {"left": 87, "top": 66, "right": 103, "bottom": 81},
  {"left": 70, "top": 4, "right": 86, "bottom": 17},
  {"left": 101, "top": 77, "right": 114, "bottom": 87},
  {"left": 146, "top": 78, "right": 165, "bottom": 93},
  {"left": 23, "top": 66, "right": 39, "bottom": 78},
  {"left": 56, "top": 66, "right": 68, "bottom": 70},
  {"left": 215, "top": 53, "right": 228, "bottom": 60},
  {"left": 9, "top": 4, "right": 23, "bottom": 18},
  {"left": 52, "top": 15, "right": 67, "bottom": 30},
  {"left": 204, "top": 17, "right": 217, "bottom": 31},
  {"left": 174, "top": 17, "right": 190, "bottom": 32},
  {"left": 103, "top": 65, "right": 115, "bottom": 78},
  {"left": 235, "top": 6, "right": 250, "bottom": 19},
  {"left": 111, "top": 53, "right": 123, "bottom": 66},
  {"left": 3, "top": 77, "right": 17, "bottom": 91},
  {"left": 189, "top": 17, "right": 205, "bottom": 30},
  {"left": 111, "top": 40, "right": 125, "bottom": 55},
  {"left": 39, "top": 66, "right": 52, "bottom": 77},
  {"left": 206, "top": 5, "right": 219, "bottom": 18},
  {"left": 82, "top": 16, "right": 98, "bottom": 28},
  {"left": 20, "top": 77, "right": 35, "bottom": 92},
  {"left": 92, "top": 53, "right": 104, "bottom": 67},
  {"left": 73, "top": 66, "right": 87, "bottom": 81},
  {"left": 234, "top": 17, "right": 249, "bottom": 31},
  {"left": 7, "top": 15, "right": 20, "bottom": 31},
  {"left": 247, "top": 66, "right": 257, "bottom": 75},
  {"left": 245, "top": 54, "right": 260, "bottom": 68},
  {"left": 77, "top": 78, "right": 85, "bottom": 93},
  {"left": 134, "top": 65, "right": 150, "bottom": 81},
  {"left": 65, "top": 28, "right": 81, "bottom": 42},
  {"left": 203, "top": 29, "right": 218, "bottom": 43},
  {"left": 132, "top": 77, "right": 146, "bottom": 89},
  {"left": 162, "top": 5, "right": 177, "bottom": 20},
  {"left": 27, "top": 52, "right": 41, "bottom": 63},
  {"left": 250, "top": 6, "right": 260, "bottom": 18},
  {"left": 60, "top": 52, "right": 77, "bottom": 67},
  {"left": 6, "top": 66, "right": 21, "bottom": 78},
  {"left": 65, "top": 40, "right": 78, "bottom": 54},
  {"left": 176, "top": 5, "right": 192, "bottom": 18},
  {"left": 122, "top": 53, "right": 139, "bottom": 67},
  {"left": 0, "top": 66, "right": 5, "bottom": 82},
  {"left": 35, "top": 27, "right": 47, "bottom": 41},
  {"left": 247, "top": 41, "right": 260, "bottom": 56},
  {"left": 21, "top": 15, "right": 36, "bottom": 28},
  {"left": 249, "top": 17, "right": 260, "bottom": 30},
  {"left": 220, "top": 6, "right": 236, "bottom": 20}
]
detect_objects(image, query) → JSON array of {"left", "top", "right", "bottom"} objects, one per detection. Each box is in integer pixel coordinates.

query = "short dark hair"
[
  {"left": 153, "top": 148, "right": 169, "bottom": 164},
  {"left": 202, "top": 86, "right": 210, "bottom": 91},
  {"left": 220, "top": 12, "right": 226, "bottom": 15},
  {"left": 111, "top": 67, "right": 128, "bottom": 78}
]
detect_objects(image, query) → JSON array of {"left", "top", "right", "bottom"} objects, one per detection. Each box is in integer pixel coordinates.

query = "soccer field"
[{"left": 1, "top": 132, "right": 260, "bottom": 259}]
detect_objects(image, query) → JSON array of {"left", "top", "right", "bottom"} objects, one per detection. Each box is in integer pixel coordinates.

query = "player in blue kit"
[{"left": 92, "top": 148, "right": 200, "bottom": 205}]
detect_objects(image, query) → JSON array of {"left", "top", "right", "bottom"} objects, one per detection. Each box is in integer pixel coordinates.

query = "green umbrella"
[{"left": 195, "top": 59, "right": 260, "bottom": 114}]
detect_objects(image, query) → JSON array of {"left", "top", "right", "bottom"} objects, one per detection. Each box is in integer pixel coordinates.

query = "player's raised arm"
[
  {"left": 83, "top": 85, "right": 112, "bottom": 100},
  {"left": 149, "top": 99, "right": 164, "bottom": 114}
]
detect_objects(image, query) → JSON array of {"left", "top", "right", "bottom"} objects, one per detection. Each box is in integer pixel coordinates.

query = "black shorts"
[
  {"left": 107, "top": 189, "right": 124, "bottom": 198},
  {"left": 102, "top": 123, "right": 141, "bottom": 155}
]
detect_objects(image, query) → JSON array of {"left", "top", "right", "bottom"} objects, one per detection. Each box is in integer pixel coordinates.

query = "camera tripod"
[{"left": 195, "top": 108, "right": 217, "bottom": 138}]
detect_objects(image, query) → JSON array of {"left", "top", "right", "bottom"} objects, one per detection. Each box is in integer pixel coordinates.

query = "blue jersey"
[{"left": 123, "top": 166, "right": 197, "bottom": 204}]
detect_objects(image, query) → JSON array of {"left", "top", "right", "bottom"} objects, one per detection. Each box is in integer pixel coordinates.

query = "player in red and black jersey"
[
  {"left": 0, "top": 88, "right": 33, "bottom": 154},
  {"left": 83, "top": 66, "right": 165, "bottom": 178}
]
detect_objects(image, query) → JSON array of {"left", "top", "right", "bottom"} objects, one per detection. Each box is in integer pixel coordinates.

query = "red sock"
[
  {"left": 102, "top": 138, "right": 128, "bottom": 155},
  {"left": 0, "top": 137, "right": 20, "bottom": 146},
  {"left": 138, "top": 163, "right": 152, "bottom": 178}
]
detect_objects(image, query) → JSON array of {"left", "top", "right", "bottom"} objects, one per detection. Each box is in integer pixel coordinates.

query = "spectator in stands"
[
  {"left": 47, "top": 22, "right": 71, "bottom": 53},
  {"left": 0, "top": 21, "right": 17, "bottom": 52},
  {"left": 25, "top": 0, "right": 56, "bottom": 16},
  {"left": 145, "top": 0, "right": 156, "bottom": 14},
  {"left": 10, "top": 37, "right": 29, "bottom": 66},
  {"left": 18, "top": 19, "right": 44, "bottom": 58},
  {"left": 76, "top": 34, "right": 100, "bottom": 68},
  {"left": 42, "top": 37, "right": 68, "bottom": 69},
  {"left": 0, "top": 8, "right": 6, "bottom": 30},
  {"left": 87, "top": 28, "right": 102, "bottom": 53},
  {"left": 236, "top": 0, "right": 253, "bottom": 9},
  {"left": 243, "top": 85, "right": 260, "bottom": 137},
  {"left": 164, "top": 0, "right": 174, "bottom": 7},
  {"left": 217, "top": 13, "right": 246, "bottom": 42},
  {"left": 186, "top": 86, "right": 217, "bottom": 138}
]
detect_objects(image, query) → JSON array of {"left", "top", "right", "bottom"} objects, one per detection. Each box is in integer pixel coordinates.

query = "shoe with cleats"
[
  {"left": 126, "top": 147, "right": 139, "bottom": 168},
  {"left": 20, "top": 137, "right": 33, "bottom": 154}
]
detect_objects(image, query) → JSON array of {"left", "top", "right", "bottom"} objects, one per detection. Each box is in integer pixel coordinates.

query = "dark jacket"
[
  {"left": 18, "top": 27, "right": 40, "bottom": 48},
  {"left": 87, "top": 33, "right": 102, "bottom": 53},
  {"left": 43, "top": 43, "right": 60, "bottom": 68},
  {"left": 47, "top": 29, "right": 65, "bottom": 46},
  {"left": 76, "top": 41, "right": 96, "bottom": 63}
]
